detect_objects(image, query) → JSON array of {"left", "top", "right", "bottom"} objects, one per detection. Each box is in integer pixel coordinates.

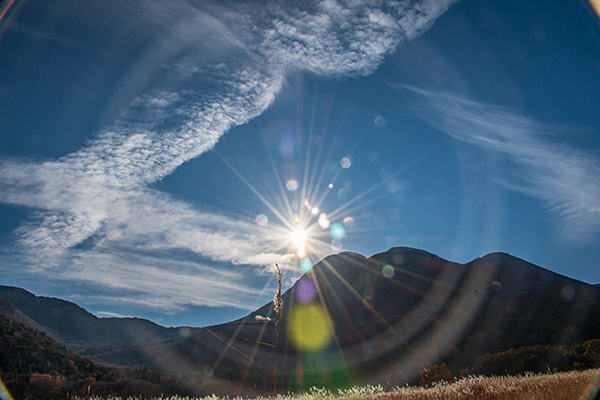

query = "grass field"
[{"left": 73, "top": 369, "right": 600, "bottom": 400}]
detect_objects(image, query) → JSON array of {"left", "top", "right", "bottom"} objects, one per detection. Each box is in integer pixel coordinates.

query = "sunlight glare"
[
  {"left": 318, "top": 213, "right": 330, "bottom": 229},
  {"left": 291, "top": 226, "right": 307, "bottom": 246},
  {"left": 297, "top": 247, "right": 307, "bottom": 258}
]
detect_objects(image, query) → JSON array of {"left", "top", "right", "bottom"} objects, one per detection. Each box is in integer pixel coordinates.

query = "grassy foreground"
[{"left": 73, "top": 369, "right": 600, "bottom": 400}]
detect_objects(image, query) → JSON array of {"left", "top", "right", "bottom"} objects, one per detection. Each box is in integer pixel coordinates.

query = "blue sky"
[{"left": 1, "top": 0, "right": 599, "bottom": 327}]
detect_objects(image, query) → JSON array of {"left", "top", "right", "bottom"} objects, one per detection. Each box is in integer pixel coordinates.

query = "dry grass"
[
  {"left": 373, "top": 369, "right": 600, "bottom": 400},
  {"left": 74, "top": 369, "right": 600, "bottom": 400}
]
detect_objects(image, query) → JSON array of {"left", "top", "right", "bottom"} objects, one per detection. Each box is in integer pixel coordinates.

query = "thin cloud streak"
[
  {"left": 0, "top": 0, "right": 456, "bottom": 311},
  {"left": 51, "top": 249, "right": 263, "bottom": 312},
  {"left": 405, "top": 87, "right": 600, "bottom": 238}
]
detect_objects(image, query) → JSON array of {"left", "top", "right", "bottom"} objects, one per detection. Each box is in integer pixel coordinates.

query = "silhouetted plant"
[
  {"left": 203, "top": 263, "right": 283, "bottom": 394},
  {"left": 419, "top": 362, "right": 453, "bottom": 387},
  {"left": 273, "top": 263, "right": 283, "bottom": 394}
]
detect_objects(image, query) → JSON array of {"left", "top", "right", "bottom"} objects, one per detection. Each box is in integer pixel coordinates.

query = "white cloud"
[
  {"left": 403, "top": 87, "right": 600, "bottom": 238},
  {"left": 55, "top": 250, "right": 263, "bottom": 312},
  {"left": 95, "top": 311, "right": 131, "bottom": 319},
  {"left": 0, "top": 0, "right": 456, "bottom": 312}
]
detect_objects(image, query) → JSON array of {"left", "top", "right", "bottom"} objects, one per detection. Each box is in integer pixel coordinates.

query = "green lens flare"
[{"left": 288, "top": 304, "right": 333, "bottom": 352}]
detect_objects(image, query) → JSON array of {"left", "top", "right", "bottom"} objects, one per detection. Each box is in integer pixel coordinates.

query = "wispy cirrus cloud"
[
  {"left": 404, "top": 87, "right": 600, "bottom": 238},
  {"left": 0, "top": 0, "right": 456, "bottom": 312},
  {"left": 53, "top": 249, "right": 264, "bottom": 312}
]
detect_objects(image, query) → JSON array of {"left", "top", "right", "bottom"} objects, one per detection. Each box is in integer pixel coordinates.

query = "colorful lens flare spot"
[
  {"left": 255, "top": 214, "right": 268, "bottom": 226},
  {"left": 374, "top": 115, "right": 386, "bottom": 126},
  {"left": 318, "top": 213, "right": 330, "bottom": 229},
  {"left": 340, "top": 157, "right": 352, "bottom": 169},
  {"left": 0, "top": 378, "right": 14, "bottom": 400},
  {"left": 299, "top": 258, "right": 313, "bottom": 273},
  {"left": 331, "top": 239, "right": 343, "bottom": 251},
  {"left": 382, "top": 265, "right": 395, "bottom": 278},
  {"left": 311, "top": 207, "right": 319, "bottom": 215},
  {"left": 328, "top": 183, "right": 334, "bottom": 189},
  {"left": 297, "top": 247, "right": 307, "bottom": 258},
  {"left": 330, "top": 223, "right": 346, "bottom": 239},
  {"left": 343, "top": 216, "right": 355, "bottom": 229},
  {"left": 296, "top": 278, "right": 317, "bottom": 303},
  {"left": 337, "top": 188, "right": 348, "bottom": 200},
  {"left": 288, "top": 304, "right": 333, "bottom": 352},
  {"left": 286, "top": 179, "right": 300, "bottom": 191}
]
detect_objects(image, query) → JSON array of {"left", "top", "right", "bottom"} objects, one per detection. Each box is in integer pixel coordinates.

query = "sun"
[{"left": 290, "top": 226, "right": 307, "bottom": 247}]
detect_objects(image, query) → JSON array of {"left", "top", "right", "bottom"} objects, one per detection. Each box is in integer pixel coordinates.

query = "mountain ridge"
[
  {"left": 0, "top": 285, "right": 201, "bottom": 352},
  {"left": 2, "top": 247, "right": 599, "bottom": 393}
]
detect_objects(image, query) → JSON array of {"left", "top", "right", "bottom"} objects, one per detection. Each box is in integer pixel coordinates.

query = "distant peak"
[
  {"left": 481, "top": 251, "right": 514, "bottom": 258},
  {"left": 384, "top": 247, "right": 439, "bottom": 257},
  {"left": 334, "top": 251, "right": 367, "bottom": 258},
  {"left": 476, "top": 252, "right": 532, "bottom": 265},
  {"left": 320, "top": 251, "right": 367, "bottom": 263}
]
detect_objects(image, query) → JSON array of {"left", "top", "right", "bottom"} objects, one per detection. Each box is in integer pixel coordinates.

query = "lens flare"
[
  {"left": 330, "top": 223, "right": 346, "bottom": 239},
  {"left": 296, "top": 278, "right": 317, "bottom": 302},
  {"left": 286, "top": 179, "right": 300, "bottom": 191},
  {"left": 382, "top": 264, "right": 395, "bottom": 278},
  {"left": 0, "top": 378, "right": 14, "bottom": 400},
  {"left": 255, "top": 214, "right": 268, "bottom": 226},
  {"left": 374, "top": 115, "right": 386, "bottom": 126},
  {"left": 343, "top": 216, "right": 355, "bottom": 228},
  {"left": 340, "top": 157, "right": 352, "bottom": 168},
  {"left": 288, "top": 303, "right": 334, "bottom": 352},
  {"left": 331, "top": 239, "right": 343, "bottom": 251},
  {"left": 0, "top": 1, "right": 17, "bottom": 27},
  {"left": 297, "top": 247, "right": 307, "bottom": 258},
  {"left": 588, "top": 0, "right": 600, "bottom": 21},
  {"left": 299, "top": 258, "right": 313, "bottom": 273},
  {"left": 318, "top": 213, "right": 330, "bottom": 229}
]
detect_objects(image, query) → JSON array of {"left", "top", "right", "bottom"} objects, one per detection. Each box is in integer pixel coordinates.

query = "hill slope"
[
  {"left": 74, "top": 248, "right": 600, "bottom": 392},
  {"left": 0, "top": 297, "right": 102, "bottom": 378},
  {"left": 3, "top": 248, "right": 600, "bottom": 394},
  {"left": 0, "top": 286, "right": 200, "bottom": 351}
]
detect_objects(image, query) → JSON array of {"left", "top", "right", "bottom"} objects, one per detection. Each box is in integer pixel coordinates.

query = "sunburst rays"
[{"left": 142, "top": 80, "right": 451, "bottom": 390}]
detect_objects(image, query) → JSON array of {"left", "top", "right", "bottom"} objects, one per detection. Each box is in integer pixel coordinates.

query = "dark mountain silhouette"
[
  {"left": 0, "top": 286, "right": 200, "bottom": 351},
  {"left": 0, "top": 297, "right": 102, "bottom": 378},
  {"left": 0, "top": 297, "right": 109, "bottom": 399},
  {"left": 0, "top": 296, "right": 202, "bottom": 399},
  {"left": 2, "top": 247, "right": 600, "bottom": 394}
]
